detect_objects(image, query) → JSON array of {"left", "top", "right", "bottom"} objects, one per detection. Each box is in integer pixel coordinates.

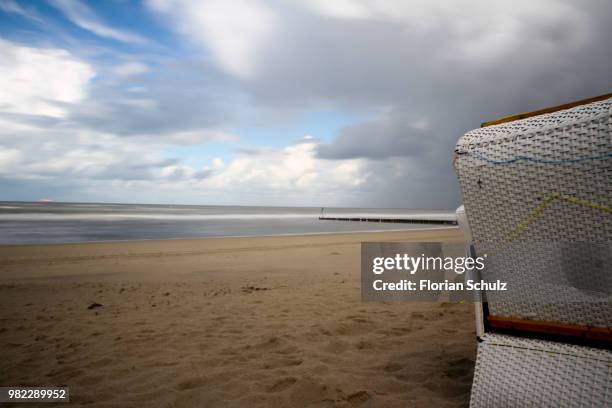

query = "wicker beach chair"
[{"left": 453, "top": 95, "right": 612, "bottom": 407}]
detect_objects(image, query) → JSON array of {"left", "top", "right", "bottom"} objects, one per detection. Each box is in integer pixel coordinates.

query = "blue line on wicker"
[{"left": 464, "top": 152, "right": 612, "bottom": 165}]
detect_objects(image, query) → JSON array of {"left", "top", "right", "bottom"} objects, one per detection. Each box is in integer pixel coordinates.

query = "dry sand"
[{"left": 0, "top": 228, "right": 475, "bottom": 407}]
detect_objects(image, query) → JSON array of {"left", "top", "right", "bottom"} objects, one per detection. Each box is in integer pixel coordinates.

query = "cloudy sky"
[{"left": 0, "top": 0, "right": 610, "bottom": 208}]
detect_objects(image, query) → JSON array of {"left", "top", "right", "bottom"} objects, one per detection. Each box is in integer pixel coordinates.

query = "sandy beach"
[{"left": 0, "top": 228, "right": 475, "bottom": 407}]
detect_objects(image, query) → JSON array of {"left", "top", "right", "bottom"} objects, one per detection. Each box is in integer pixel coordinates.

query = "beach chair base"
[{"left": 470, "top": 333, "right": 611, "bottom": 407}]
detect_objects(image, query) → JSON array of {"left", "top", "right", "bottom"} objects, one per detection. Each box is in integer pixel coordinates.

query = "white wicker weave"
[
  {"left": 455, "top": 98, "right": 611, "bottom": 407},
  {"left": 454, "top": 97, "right": 612, "bottom": 326},
  {"left": 470, "top": 333, "right": 611, "bottom": 408},
  {"left": 455, "top": 98, "right": 611, "bottom": 244}
]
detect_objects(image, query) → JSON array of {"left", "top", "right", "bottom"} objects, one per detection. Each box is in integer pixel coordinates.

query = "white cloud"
[
  {"left": 148, "top": 0, "right": 593, "bottom": 87},
  {"left": 113, "top": 62, "right": 149, "bottom": 77},
  {"left": 148, "top": 0, "right": 278, "bottom": 78},
  {"left": 0, "top": 39, "right": 94, "bottom": 117},
  {"left": 116, "top": 98, "right": 158, "bottom": 110},
  {"left": 0, "top": 148, "right": 21, "bottom": 174},
  {"left": 1, "top": 111, "right": 369, "bottom": 204},
  {"left": 211, "top": 157, "right": 225, "bottom": 169},
  {"left": 159, "top": 164, "right": 195, "bottom": 180},
  {"left": 48, "top": 0, "right": 147, "bottom": 44},
  {"left": 1, "top": 123, "right": 171, "bottom": 182},
  {"left": 0, "top": 0, "right": 43, "bottom": 22},
  {"left": 28, "top": 148, "right": 116, "bottom": 175},
  {"left": 163, "top": 130, "right": 238, "bottom": 145},
  {"left": 1, "top": 0, "right": 610, "bottom": 207},
  {"left": 206, "top": 139, "right": 368, "bottom": 193}
]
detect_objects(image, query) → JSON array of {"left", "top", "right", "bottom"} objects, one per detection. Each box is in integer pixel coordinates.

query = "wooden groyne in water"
[{"left": 318, "top": 216, "right": 457, "bottom": 225}]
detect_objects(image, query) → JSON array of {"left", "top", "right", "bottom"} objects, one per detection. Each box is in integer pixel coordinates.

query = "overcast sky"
[{"left": 0, "top": 0, "right": 610, "bottom": 208}]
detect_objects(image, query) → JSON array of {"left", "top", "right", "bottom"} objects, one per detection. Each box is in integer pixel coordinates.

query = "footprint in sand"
[
  {"left": 86, "top": 357, "right": 113, "bottom": 369},
  {"left": 175, "top": 376, "right": 207, "bottom": 391},
  {"left": 355, "top": 339, "right": 373, "bottom": 350},
  {"left": 445, "top": 357, "right": 474, "bottom": 379},
  {"left": 383, "top": 362, "right": 403, "bottom": 373},
  {"left": 346, "top": 390, "right": 372, "bottom": 406},
  {"left": 263, "top": 357, "right": 303, "bottom": 369},
  {"left": 266, "top": 377, "right": 297, "bottom": 393}
]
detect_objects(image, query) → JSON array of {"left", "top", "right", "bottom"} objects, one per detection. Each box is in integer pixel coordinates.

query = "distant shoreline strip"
[{"left": 0, "top": 226, "right": 459, "bottom": 247}]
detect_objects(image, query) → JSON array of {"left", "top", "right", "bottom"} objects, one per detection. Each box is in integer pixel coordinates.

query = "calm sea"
[{"left": 0, "top": 202, "right": 456, "bottom": 245}]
